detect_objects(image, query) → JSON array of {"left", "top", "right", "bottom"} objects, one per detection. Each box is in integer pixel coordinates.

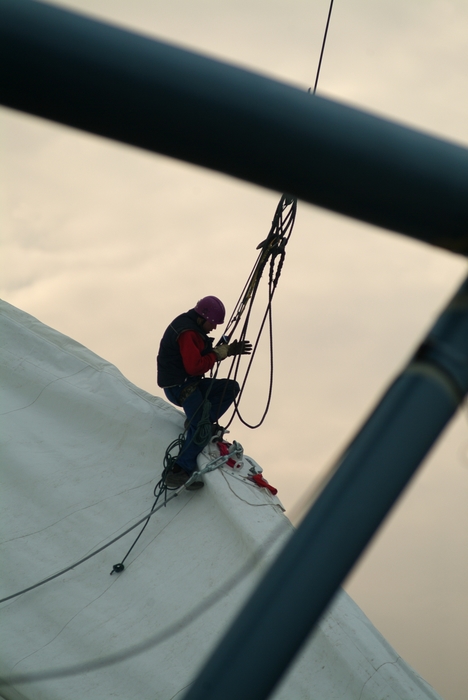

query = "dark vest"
[{"left": 157, "top": 309, "right": 213, "bottom": 388}]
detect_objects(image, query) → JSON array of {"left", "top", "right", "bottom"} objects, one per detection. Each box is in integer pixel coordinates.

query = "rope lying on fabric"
[
  {"left": 0, "top": 443, "right": 241, "bottom": 604},
  {"left": 112, "top": 416, "right": 213, "bottom": 574},
  {"left": 111, "top": 432, "right": 238, "bottom": 573}
]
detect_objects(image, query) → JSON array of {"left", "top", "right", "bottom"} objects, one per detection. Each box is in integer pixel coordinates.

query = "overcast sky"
[{"left": 2, "top": 1, "right": 468, "bottom": 698}]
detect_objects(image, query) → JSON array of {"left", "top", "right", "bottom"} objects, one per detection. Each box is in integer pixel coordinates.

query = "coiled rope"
[
  {"left": 219, "top": 195, "right": 297, "bottom": 429},
  {"left": 215, "top": 0, "right": 336, "bottom": 427}
]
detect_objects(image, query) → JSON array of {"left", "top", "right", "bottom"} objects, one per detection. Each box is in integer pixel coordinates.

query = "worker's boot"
[{"left": 165, "top": 464, "right": 204, "bottom": 490}]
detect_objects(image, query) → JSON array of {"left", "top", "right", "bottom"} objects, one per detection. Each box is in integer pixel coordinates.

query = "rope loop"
[{"left": 213, "top": 194, "right": 296, "bottom": 429}]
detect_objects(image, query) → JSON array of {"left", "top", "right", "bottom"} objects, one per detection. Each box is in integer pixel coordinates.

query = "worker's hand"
[
  {"left": 213, "top": 344, "right": 229, "bottom": 361},
  {"left": 227, "top": 339, "right": 253, "bottom": 356}
]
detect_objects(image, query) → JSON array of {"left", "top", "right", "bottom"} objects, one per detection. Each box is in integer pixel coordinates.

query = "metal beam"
[
  {"left": 1, "top": 0, "right": 468, "bottom": 253},
  {"left": 184, "top": 278, "right": 468, "bottom": 699}
]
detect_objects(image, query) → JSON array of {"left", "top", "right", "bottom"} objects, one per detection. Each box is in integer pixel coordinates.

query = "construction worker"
[{"left": 157, "top": 296, "right": 252, "bottom": 489}]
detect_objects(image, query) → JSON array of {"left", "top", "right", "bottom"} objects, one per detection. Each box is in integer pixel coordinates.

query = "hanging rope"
[
  {"left": 217, "top": 195, "right": 296, "bottom": 429},
  {"left": 312, "top": 0, "right": 335, "bottom": 95},
  {"left": 120, "top": 0, "right": 338, "bottom": 572},
  {"left": 216, "top": 0, "right": 336, "bottom": 427},
  {"left": 118, "top": 0, "right": 337, "bottom": 566}
]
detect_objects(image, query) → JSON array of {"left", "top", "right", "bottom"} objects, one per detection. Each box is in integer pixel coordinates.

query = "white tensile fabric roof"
[{"left": 0, "top": 299, "right": 442, "bottom": 700}]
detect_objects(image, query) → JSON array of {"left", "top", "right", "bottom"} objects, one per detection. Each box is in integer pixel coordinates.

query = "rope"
[
  {"left": 0, "top": 491, "right": 180, "bottom": 604},
  {"left": 312, "top": 0, "right": 335, "bottom": 94},
  {"left": 193, "top": 398, "right": 213, "bottom": 446},
  {"left": 118, "top": 382, "right": 220, "bottom": 575},
  {"left": 110, "top": 412, "right": 211, "bottom": 574},
  {"left": 213, "top": 0, "right": 336, "bottom": 426},
  {"left": 213, "top": 195, "right": 297, "bottom": 429},
  {"left": 0, "top": 517, "right": 289, "bottom": 686},
  {"left": 0, "top": 0, "right": 336, "bottom": 631},
  {"left": 0, "top": 446, "right": 237, "bottom": 605}
]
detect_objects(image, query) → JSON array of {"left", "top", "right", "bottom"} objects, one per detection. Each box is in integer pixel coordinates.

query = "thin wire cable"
[
  {"left": 312, "top": 0, "right": 335, "bottom": 94},
  {"left": 111, "top": 489, "right": 162, "bottom": 574},
  {"left": 112, "top": 401, "right": 213, "bottom": 574},
  {"left": 113, "top": 360, "right": 227, "bottom": 572}
]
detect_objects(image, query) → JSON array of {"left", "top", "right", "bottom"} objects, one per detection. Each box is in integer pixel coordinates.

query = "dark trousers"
[{"left": 164, "top": 378, "right": 239, "bottom": 474}]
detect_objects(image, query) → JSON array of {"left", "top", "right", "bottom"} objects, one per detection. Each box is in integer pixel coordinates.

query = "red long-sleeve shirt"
[{"left": 177, "top": 330, "right": 217, "bottom": 377}]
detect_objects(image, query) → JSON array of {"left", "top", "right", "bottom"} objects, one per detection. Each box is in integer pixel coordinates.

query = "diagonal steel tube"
[
  {"left": 1, "top": 0, "right": 468, "bottom": 253},
  {"left": 184, "top": 277, "right": 468, "bottom": 699}
]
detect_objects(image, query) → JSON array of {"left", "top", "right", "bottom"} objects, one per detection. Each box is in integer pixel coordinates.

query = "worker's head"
[{"left": 194, "top": 296, "right": 225, "bottom": 332}]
